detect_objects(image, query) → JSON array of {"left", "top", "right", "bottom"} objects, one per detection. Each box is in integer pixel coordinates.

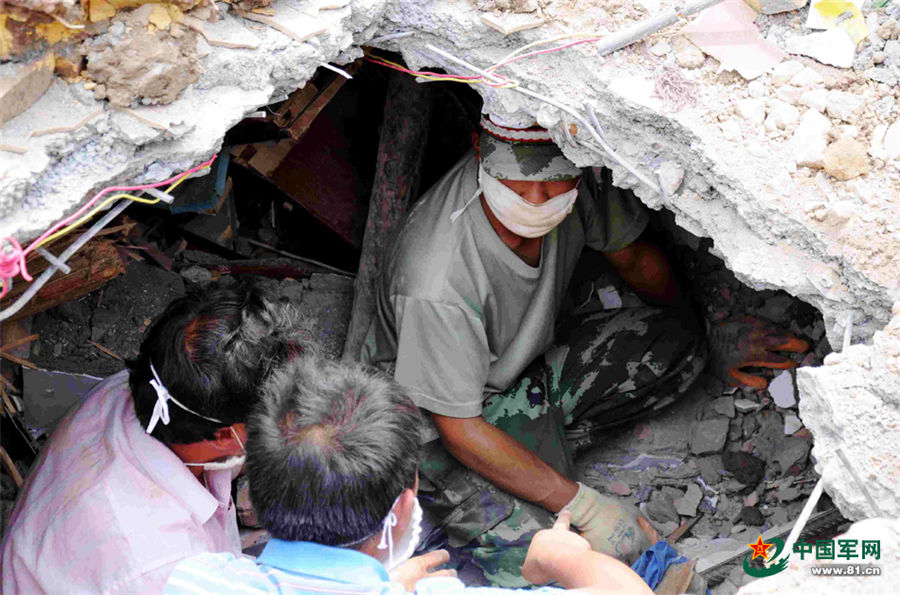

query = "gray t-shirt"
[{"left": 362, "top": 153, "right": 649, "bottom": 419}]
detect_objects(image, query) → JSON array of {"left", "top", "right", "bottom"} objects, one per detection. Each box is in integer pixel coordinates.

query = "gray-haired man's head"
[{"left": 247, "top": 356, "right": 423, "bottom": 546}]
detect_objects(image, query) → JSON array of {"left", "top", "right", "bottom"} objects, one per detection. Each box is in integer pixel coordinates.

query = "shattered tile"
[
  {"left": 784, "top": 413, "right": 803, "bottom": 434},
  {"left": 769, "top": 370, "right": 797, "bottom": 408},
  {"left": 734, "top": 398, "right": 760, "bottom": 413}
]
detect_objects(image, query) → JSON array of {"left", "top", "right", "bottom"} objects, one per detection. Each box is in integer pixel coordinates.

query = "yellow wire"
[{"left": 36, "top": 168, "right": 206, "bottom": 249}]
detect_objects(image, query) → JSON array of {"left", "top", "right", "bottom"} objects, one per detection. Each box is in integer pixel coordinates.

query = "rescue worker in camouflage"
[{"left": 362, "top": 112, "right": 793, "bottom": 587}]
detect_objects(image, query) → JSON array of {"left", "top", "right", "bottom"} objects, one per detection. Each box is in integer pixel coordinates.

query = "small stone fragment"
[
  {"left": 738, "top": 506, "right": 766, "bottom": 526},
  {"left": 713, "top": 396, "right": 736, "bottom": 418},
  {"left": 690, "top": 418, "right": 730, "bottom": 455},
  {"left": 823, "top": 137, "right": 869, "bottom": 180},
  {"left": 769, "top": 508, "right": 789, "bottom": 525},
  {"left": 769, "top": 371, "right": 797, "bottom": 408},
  {"left": 671, "top": 35, "right": 705, "bottom": 69},
  {"left": 657, "top": 161, "right": 685, "bottom": 196},
  {"left": 645, "top": 490, "right": 680, "bottom": 525},
  {"left": 790, "top": 109, "right": 830, "bottom": 169},
  {"left": 776, "top": 436, "right": 812, "bottom": 471},
  {"left": 784, "top": 413, "right": 803, "bottom": 434},
  {"left": 789, "top": 67, "right": 824, "bottom": 87},
  {"left": 736, "top": 98, "right": 766, "bottom": 125},
  {"left": 722, "top": 451, "right": 766, "bottom": 486},
  {"left": 776, "top": 483, "right": 802, "bottom": 502},
  {"left": 771, "top": 60, "right": 805, "bottom": 84},
  {"left": 775, "top": 85, "right": 803, "bottom": 105},
  {"left": 879, "top": 120, "right": 900, "bottom": 161},
  {"left": 785, "top": 29, "right": 857, "bottom": 69},
  {"left": 650, "top": 40, "right": 672, "bottom": 56},
  {"left": 674, "top": 484, "right": 703, "bottom": 517},
  {"left": 825, "top": 90, "right": 865, "bottom": 123},
  {"left": 734, "top": 398, "right": 760, "bottom": 413},
  {"left": 720, "top": 118, "right": 743, "bottom": 141},
  {"left": 764, "top": 100, "right": 800, "bottom": 131},
  {"left": 798, "top": 88, "right": 828, "bottom": 113},
  {"left": 697, "top": 455, "right": 722, "bottom": 485},
  {"left": 744, "top": 492, "right": 759, "bottom": 507},
  {"left": 747, "top": 80, "right": 766, "bottom": 98}
]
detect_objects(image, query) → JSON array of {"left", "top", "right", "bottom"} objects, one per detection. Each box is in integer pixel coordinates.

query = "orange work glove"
[{"left": 708, "top": 316, "right": 810, "bottom": 389}]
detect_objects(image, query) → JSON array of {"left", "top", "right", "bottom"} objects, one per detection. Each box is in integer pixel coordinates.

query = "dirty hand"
[
  {"left": 388, "top": 549, "right": 457, "bottom": 593},
  {"left": 522, "top": 510, "right": 592, "bottom": 585},
  {"left": 708, "top": 316, "right": 810, "bottom": 390},
  {"left": 564, "top": 482, "right": 654, "bottom": 564}
]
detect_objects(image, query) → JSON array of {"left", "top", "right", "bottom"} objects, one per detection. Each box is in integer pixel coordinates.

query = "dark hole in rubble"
[{"left": 1, "top": 64, "right": 847, "bottom": 589}]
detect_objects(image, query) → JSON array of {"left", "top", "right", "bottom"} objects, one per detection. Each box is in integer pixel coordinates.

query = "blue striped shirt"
[{"left": 165, "top": 539, "right": 564, "bottom": 595}]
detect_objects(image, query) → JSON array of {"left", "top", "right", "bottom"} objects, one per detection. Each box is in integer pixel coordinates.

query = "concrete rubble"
[{"left": 2, "top": 0, "right": 900, "bottom": 572}]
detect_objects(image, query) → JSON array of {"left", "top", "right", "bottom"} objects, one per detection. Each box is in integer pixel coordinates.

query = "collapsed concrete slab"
[{"left": 2, "top": 0, "right": 900, "bottom": 527}]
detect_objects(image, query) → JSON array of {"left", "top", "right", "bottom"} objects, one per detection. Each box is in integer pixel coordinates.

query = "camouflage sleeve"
[
  {"left": 579, "top": 166, "right": 650, "bottom": 253},
  {"left": 392, "top": 295, "right": 489, "bottom": 418}
]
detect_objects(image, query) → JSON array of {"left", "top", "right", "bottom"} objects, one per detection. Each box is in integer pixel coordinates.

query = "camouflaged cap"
[{"left": 479, "top": 115, "right": 581, "bottom": 181}]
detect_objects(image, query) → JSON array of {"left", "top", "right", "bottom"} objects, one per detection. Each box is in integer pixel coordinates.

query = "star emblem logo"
[{"left": 747, "top": 536, "right": 774, "bottom": 560}]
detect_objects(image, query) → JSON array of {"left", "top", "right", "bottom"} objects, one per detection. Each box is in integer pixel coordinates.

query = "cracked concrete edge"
[
  {"left": 796, "top": 303, "right": 900, "bottom": 521},
  {"left": 2, "top": 0, "right": 896, "bottom": 352}
]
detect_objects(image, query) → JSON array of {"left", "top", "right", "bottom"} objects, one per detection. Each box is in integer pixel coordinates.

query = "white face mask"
[
  {"left": 478, "top": 165, "right": 578, "bottom": 238},
  {"left": 377, "top": 495, "right": 424, "bottom": 570},
  {"left": 185, "top": 426, "right": 246, "bottom": 473}
]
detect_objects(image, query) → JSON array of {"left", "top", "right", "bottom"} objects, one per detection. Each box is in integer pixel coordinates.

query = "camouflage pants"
[{"left": 418, "top": 264, "right": 707, "bottom": 587}]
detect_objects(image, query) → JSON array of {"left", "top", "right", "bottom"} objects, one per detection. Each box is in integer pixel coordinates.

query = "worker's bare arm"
[
  {"left": 432, "top": 413, "right": 578, "bottom": 512},
  {"left": 603, "top": 241, "right": 683, "bottom": 307}
]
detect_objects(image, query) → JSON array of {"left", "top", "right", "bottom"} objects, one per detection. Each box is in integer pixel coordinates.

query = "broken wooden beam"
[
  {"left": 0, "top": 236, "right": 129, "bottom": 322},
  {"left": 342, "top": 71, "right": 433, "bottom": 360}
]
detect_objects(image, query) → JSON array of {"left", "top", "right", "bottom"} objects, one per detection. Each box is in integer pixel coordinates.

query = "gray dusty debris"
[
  {"left": 713, "top": 396, "right": 736, "bottom": 418},
  {"left": 689, "top": 418, "right": 730, "bottom": 455}
]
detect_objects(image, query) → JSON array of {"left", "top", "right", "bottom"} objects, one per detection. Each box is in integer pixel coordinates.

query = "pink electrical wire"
[{"left": 0, "top": 155, "right": 217, "bottom": 299}]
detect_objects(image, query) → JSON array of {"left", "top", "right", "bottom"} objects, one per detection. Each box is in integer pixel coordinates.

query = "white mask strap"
[
  {"left": 450, "top": 187, "right": 482, "bottom": 223},
  {"left": 145, "top": 362, "right": 226, "bottom": 434},
  {"left": 377, "top": 495, "right": 401, "bottom": 567}
]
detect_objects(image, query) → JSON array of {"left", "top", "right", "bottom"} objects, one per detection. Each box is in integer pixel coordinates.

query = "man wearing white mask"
[
  {"left": 361, "top": 113, "right": 711, "bottom": 587},
  {"left": 1, "top": 281, "right": 314, "bottom": 593},
  {"left": 164, "top": 356, "right": 653, "bottom": 595}
]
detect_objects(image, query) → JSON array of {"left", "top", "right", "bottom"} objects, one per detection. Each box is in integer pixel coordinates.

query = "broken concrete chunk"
[
  {"left": 675, "top": 483, "right": 704, "bottom": 517},
  {"left": 823, "top": 137, "right": 869, "bottom": 180},
  {"left": 825, "top": 90, "right": 865, "bottom": 124},
  {"left": 650, "top": 40, "right": 672, "bottom": 56},
  {"left": 776, "top": 436, "right": 812, "bottom": 471},
  {"left": 771, "top": 60, "right": 804, "bottom": 84},
  {"left": 798, "top": 88, "right": 828, "bottom": 113},
  {"left": 722, "top": 451, "right": 766, "bottom": 486},
  {"left": 608, "top": 482, "right": 631, "bottom": 496},
  {"left": 697, "top": 455, "right": 723, "bottom": 485},
  {"left": 788, "top": 67, "right": 824, "bottom": 87},
  {"left": 784, "top": 413, "right": 803, "bottom": 434},
  {"left": 785, "top": 28, "right": 857, "bottom": 68},
  {"left": 790, "top": 109, "right": 831, "bottom": 169},
  {"left": 645, "top": 490, "right": 681, "bottom": 525},
  {"left": 735, "top": 98, "right": 766, "bottom": 125},
  {"left": 764, "top": 100, "right": 799, "bottom": 131},
  {"left": 747, "top": 79, "right": 766, "bottom": 97},
  {"left": 713, "top": 396, "right": 736, "bottom": 418},
  {"left": 480, "top": 11, "right": 545, "bottom": 35},
  {"left": 0, "top": 53, "right": 55, "bottom": 126},
  {"left": 744, "top": 0, "right": 808, "bottom": 15},
  {"left": 86, "top": 27, "right": 202, "bottom": 107},
  {"left": 690, "top": 418, "right": 730, "bottom": 455},
  {"left": 671, "top": 35, "right": 705, "bottom": 69},
  {"left": 876, "top": 120, "right": 900, "bottom": 161}
]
